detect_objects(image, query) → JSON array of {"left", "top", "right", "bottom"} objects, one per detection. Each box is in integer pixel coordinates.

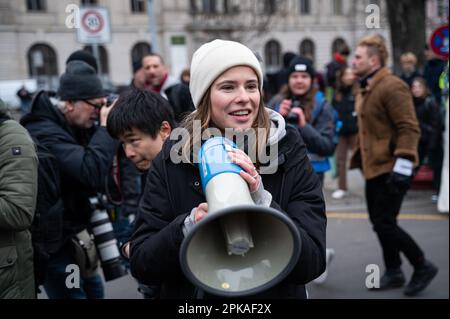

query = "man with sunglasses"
[{"left": 21, "top": 61, "right": 118, "bottom": 299}]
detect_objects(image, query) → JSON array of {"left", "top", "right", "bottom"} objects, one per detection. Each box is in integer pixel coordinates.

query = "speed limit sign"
[{"left": 77, "top": 7, "right": 111, "bottom": 44}]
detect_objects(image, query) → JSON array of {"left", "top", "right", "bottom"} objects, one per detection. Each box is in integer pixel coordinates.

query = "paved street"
[{"left": 38, "top": 169, "right": 449, "bottom": 300}]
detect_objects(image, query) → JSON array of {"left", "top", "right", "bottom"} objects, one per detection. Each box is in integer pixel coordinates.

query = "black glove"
[
  {"left": 386, "top": 172, "right": 412, "bottom": 194},
  {"left": 386, "top": 158, "right": 414, "bottom": 195}
]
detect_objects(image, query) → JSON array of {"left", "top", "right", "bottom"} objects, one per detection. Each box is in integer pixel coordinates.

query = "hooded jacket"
[
  {"left": 20, "top": 91, "right": 118, "bottom": 242},
  {"left": 130, "top": 109, "right": 326, "bottom": 298}
]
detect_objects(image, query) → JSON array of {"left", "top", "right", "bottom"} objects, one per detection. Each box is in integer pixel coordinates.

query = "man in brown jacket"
[{"left": 350, "top": 35, "right": 438, "bottom": 297}]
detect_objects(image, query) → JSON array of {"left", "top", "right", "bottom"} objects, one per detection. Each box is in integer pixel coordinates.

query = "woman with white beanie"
[{"left": 129, "top": 39, "right": 326, "bottom": 298}]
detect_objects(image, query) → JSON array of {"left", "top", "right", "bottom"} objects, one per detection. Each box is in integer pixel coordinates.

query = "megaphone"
[{"left": 179, "top": 137, "right": 301, "bottom": 297}]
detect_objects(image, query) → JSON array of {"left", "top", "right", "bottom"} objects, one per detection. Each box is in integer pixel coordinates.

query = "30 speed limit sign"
[{"left": 77, "top": 7, "right": 111, "bottom": 44}]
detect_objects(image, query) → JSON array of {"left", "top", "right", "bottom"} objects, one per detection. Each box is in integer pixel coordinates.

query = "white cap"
[{"left": 189, "top": 39, "right": 264, "bottom": 108}]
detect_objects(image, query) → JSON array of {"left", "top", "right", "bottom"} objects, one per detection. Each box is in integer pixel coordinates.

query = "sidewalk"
[{"left": 323, "top": 169, "right": 443, "bottom": 215}]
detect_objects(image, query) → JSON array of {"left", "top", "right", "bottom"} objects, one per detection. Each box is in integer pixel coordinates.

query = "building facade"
[{"left": 0, "top": 0, "right": 445, "bottom": 92}]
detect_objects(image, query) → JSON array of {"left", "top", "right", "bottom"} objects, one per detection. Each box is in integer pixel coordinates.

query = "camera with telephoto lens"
[
  {"left": 285, "top": 96, "right": 302, "bottom": 125},
  {"left": 89, "top": 195, "right": 127, "bottom": 281}
]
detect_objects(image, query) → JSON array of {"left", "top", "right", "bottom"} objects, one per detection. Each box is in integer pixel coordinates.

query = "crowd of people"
[{"left": 0, "top": 33, "right": 447, "bottom": 299}]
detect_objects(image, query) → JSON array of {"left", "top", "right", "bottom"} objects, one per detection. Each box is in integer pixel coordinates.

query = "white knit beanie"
[{"left": 189, "top": 39, "right": 264, "bottom": 108}]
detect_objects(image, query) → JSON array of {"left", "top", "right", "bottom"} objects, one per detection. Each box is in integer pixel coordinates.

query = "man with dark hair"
[
  {"left": 131, "top": 59, "right": 146, "bottom": 90},
  {"left": 108, "top": 87, "right": 175, "bottom": 171},
  {"left": 142, "top": 54, "right": 194, "bottom": 122},
  {"left": 107, "top": 87, "right": 175, "bottom": 298},
  {"left": 351, "top": 35, "right": 438, "bottom": 297}
]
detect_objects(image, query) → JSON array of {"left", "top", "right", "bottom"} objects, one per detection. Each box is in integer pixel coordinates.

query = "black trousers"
[{"left": 365, "top": 174, "right": 425, "bottom": 270}]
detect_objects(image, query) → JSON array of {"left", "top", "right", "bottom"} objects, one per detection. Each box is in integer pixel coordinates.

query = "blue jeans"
[{"left": 43, "top": 246, "right": 105, "bottom": 299}]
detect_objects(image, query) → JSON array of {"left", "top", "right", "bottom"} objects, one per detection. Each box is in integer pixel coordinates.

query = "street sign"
[
  {"left": 77, "top": 7, "right": 111, "bottom": 44},
  {"left": 430, "top": 24, "right": 449, "bottom": 59}
]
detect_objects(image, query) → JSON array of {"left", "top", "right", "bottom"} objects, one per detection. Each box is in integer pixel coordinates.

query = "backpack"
[
  {"left": 308, "top": 92, "right": 342, "bottom": 173},
  {"left": 312, "top": 91, "right": 342, "bottom": 145},
  {"left": 32, "top": 138, "right": 65, "bottom": 286}
]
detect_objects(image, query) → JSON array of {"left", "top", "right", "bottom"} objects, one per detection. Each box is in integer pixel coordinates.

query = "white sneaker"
[
  {"left": 313, "top": 248, "right": 335, "bottom": 284},
  {"left": 332, "top": 189, "right": 348, "bottom": 199}
]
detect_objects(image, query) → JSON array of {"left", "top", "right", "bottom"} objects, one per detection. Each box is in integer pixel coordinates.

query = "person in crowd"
[
  {"left": 16, "top": 85, "right": 33, "bottom": 115},
  {"left": 20, "top": 61, "right": 117, "bottom": 299},
  {"left": 266, "top": 51, "right": 297, "bottom": 102},
  {"left": 350, "top": 35, "right": 438, "bottom": 297},
  {"left": 331, "top": 67, "right": 358, "bottom": 199},
  {"left": 66, "top": 50, "right": 99, "bottom": 73},
  {"left": 399, "top": 52, "right": 421, "bottom": 87},
  {"left": 0, "top": 99, "right": 38, "bottom": 299},
  {"left": 180, "top": 68, "right": 191, "bottom": 85},
  {"left": 129, "top": 39, "right": 327, "bottom": 298},
  {"left": 130, "top": 59, "right": 147, "bottom": 90},
  {"left": 325, "top": 44, "right": 351, "bottom": 90},
  {"left": 268, "top": 55, "right": 337, "bottom": 284},
  {"left": 107, "top": 87, "right": 176, "bottom": 299},
  {"left": 424, "top": 45, "right": 446, "bottom": 106},
  {"left": 142, "top": 54, "right": 195, "bottom": 122},
  {"left": 410, "top": 77, "right": 440, "bottom": 166}
]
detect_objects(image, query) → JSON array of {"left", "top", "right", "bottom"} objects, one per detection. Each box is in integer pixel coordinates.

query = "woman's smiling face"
[{"left": 209, "top": 66, "right": 260, "bottom": 131}]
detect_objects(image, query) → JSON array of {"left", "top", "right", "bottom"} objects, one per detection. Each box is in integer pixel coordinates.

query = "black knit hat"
[
  {"left": 286, "top": 55, "right": 315, "bottom": 79},
  {"left": 132, "top": 59, "right": 143, "bottom": 74},
  {"left": 58, "top": 61, "right": 106, "bottom": 101},
  {"left": 66, "top": 50, "right": 98, "bottom": 73}
]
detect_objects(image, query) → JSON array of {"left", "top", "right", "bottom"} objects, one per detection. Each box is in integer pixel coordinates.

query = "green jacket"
[{"left": 0, "top": 111, "right": 38, "bottom": 299}]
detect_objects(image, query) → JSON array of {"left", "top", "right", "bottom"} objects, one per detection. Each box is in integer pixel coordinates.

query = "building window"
[
  {"left": 299, "top": 39, "right": 315, "bottom": 64},
  {"left": 190, "top": 0, "right": 198, "bottom": 14},
  {"left": 27, "top": 43, "right": 58, "bottom": 77},
  {"left": 437, "top": 0, "right": 448, "bottom": 19},
  {"left": 131, "top": 0, "right": 146, "bottom": 13},
  {"left": 299, "top": 0, "right": 311, "bottom": 15},
  {"left": 81, "top": 0, "right": 97, "bottom": 5},
  {"left": 83, "top": 45, "right": 109, "bottom": 75},
  {"left": 26, "top": 0, "right": 46, "bottom": 12},
  {"left": 331, "top": 38, "right": 349, "bottom": 55},
  {"left": 202, "top": 0, "right": 217, "bottom": 14},
  {"left": 264, "top": 40, "right": 282, "bottom": 73},
  {"left": 223, "top": 0, "right": 230, "bottom": 14},
  {"left": 263, "top": 0, "right": 277, "bottom": 14},
  {"left": 332, "top": 0, "right": 343, "bottom": 15},
  {"left": 131, "top": 42, "right": 152, "bottom": 68},
  {"left": 27, "top": 43, "right": 58, "bottom": 89}
]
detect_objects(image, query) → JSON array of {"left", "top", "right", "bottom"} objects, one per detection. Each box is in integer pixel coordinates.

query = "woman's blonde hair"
[{"left": 180, "top": 84, "right": 271, "bottom": 167}]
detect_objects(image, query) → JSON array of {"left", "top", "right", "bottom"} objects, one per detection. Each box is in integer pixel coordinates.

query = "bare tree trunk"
[{"left": 386, "top": 0, "right": 427, "bottom": 73}]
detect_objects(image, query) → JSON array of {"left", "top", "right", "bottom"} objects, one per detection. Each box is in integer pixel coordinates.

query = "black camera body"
[
  {"left": 89, "top": 195, "right": 127, "bottom": 281},
  {"left": 285, "top": 96, "right": 302, "bottom": 125},
  {"left": 106, "top": 93, "right": 119, "bottom": 107}
]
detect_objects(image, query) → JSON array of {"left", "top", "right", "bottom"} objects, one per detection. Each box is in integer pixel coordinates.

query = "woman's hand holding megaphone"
[
  {"left": 193, "top": 203, "right": 209, "bottom": 223},
  {"left": 227, "top": 148, "right": 260, "bottom": 193}
]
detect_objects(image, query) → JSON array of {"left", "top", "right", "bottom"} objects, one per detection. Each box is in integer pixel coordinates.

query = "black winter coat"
[
  {"left": 20, "top": 91, "right": 118, "bottom": 242},
  {"left": 130, "top": 125, "right": 326, "bottom": 299},
  {"left": 332, "top": 88, "right": 358, "bottom": 136}
]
